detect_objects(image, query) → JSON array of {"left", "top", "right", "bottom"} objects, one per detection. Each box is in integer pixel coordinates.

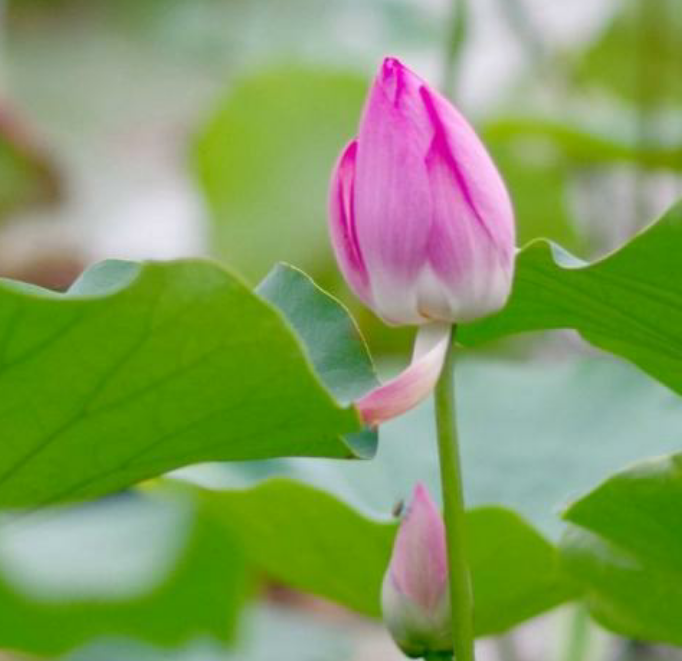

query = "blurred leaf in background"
[
  {"left": 575, "top": 0, "right": 682, "bottom": 106},
  {"left": 194, "top": 65, "right": 367, "bottom": 285},
  {"left": 0, "top": 491, "right": 247, "bottom": 655},
  {"left": 487, "top": 117, "right": 682, "bottom": 172},
  {"left": 0, "top": 106, "right": 60, "bottom": 221},
  {"left": 63, "top": 605, "right": 353, "bottom": 661},
  {"left": 484, "top": 115, "right": 682, "bottom": 257},
  {"left": 561, "top": 453, "right": 682, "bottom": 645},
  {"left": 486, "top": 138, "right": 583, "bottom": 254}
]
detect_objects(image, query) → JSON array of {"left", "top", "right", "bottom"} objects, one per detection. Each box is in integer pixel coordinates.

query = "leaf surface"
[
  {"left": 0, "top": 260, "right": 376, "bottom": 508},
  {"left": 197, "top": 479, "right": 578, "bottom": 636},
  {"left": 560, "top": 453, "right": 682, "bottom": 644},
  {"left": 0, "top": 492, "right": 246, "bottom": 655},
  {"left": 461, "top": 202, "right": 682, "bottom": 396}
]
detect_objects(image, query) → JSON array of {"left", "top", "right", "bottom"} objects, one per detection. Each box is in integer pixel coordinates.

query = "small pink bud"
[
  {"left": 382, "top": 484, "right": 452, "bottom": 658},
  {"left": 329, "top": 56, "right": 515, "bottom": 326}
]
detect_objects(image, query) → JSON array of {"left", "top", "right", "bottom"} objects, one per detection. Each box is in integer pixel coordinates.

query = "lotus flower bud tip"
[{"left": 381, "top": 483, "right": 452, "bottom": 657}]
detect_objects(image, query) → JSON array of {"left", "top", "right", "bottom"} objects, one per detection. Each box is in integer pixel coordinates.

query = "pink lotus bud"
[
  {"left": 329, "top": 56, "right": 515, "bottom": 326},
  {"left": 382, "top": 483, "right": 452, "bottom": 658}
]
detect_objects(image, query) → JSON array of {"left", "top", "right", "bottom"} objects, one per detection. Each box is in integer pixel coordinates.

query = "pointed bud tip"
[
  {"left": 411, "top": 482, "right": 432, "bottom": 506},
  {"left": 395, "top": 483, "right": 447, "bottom": 595},
  {"left": 377, "top": 56, "right": 411, "bottom": 107},
  {"left": 381, "top": 56, "right": 403, "bottom": 76},
  {"left": 389, "top": 483, "right": 448, "bottom": 607}
]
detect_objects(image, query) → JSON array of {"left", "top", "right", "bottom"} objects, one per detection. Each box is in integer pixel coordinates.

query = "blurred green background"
[{"left": 0, "top": 0, "right": 681, "bottom": 659}]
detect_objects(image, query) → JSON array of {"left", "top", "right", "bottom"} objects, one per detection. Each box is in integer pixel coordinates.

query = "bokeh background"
[{"left": 0, "top": 0, "right": 681, "bottom": 659}]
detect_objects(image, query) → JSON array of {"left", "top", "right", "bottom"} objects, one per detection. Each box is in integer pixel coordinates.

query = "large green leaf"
[
  {"left": 0, "top": 259, "right": 377, "bottom": 509},
  {"left": 560, "top": 453, "right": 682, "bottom": 645},
  {"left": 257, "top": 264, "right": 378, "bottom": 456},
  {"left": 0, "top": 491, "right": 247, "bottom": 655},
  {"left": 194, "top": 66, "right": 367, "bottom": 283},
  {"left": 196, "top": 478, "right": 577, "bottom": 636},
  {"left": 461, "top": 200, "right": 682, "bottom": 396}
]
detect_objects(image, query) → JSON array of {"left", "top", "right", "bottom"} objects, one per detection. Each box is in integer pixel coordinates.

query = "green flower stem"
[{"left": 434, "top": 326, "right": 475, "bottom": 661}]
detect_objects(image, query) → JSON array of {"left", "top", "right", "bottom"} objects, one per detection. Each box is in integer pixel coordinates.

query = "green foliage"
[
  {"left": 560, "top": 453, "right": 682, "bottom": 645},
  {"left": 217, "top": 353, "right": 682, "bottom": 538},
  {"left": 576, "top": 0, "right": 682, "bottom": 106},
  {"left": 486, "top": 117, "right": 682, "bottom": 172},
  {"left": 0, "top": 472, "right": 576, "bottom": 654},
  {"left": 0, "top": 492, "right": 247, "bottom": 655},
  {"left": 461, "top": 201, "right": 682, "bottom": 396},
  {"left": 486, "top": 138, "right": 581, "bottom": 254},
  {"left": 0, "top": 113, "right": 59, "bottom": 220},
  {"left": 197, "top": 478, "right": 577, "bottom": 636},
  {"left": 194, "top": 66, "right": 367, "bottom": 283},
  {"left": 201, "top": 478, "right": 392, "bottom": 619},
  {"left": 257, "top": 264, "right": 378, "bottom": 406},
  {"left": 484, "top": 116, "right": 682, "bottom": 257},
  {"left": 63, "top": 606, "right": 353, "bottom": 661},
  {"left": 0, "top": 259, "right": 376, "bottom": 509},
  {"left": 258, "top": 264, "right": 378, "bottom": 455}
]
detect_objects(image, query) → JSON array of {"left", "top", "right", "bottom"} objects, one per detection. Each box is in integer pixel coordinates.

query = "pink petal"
[
  {"left": 390, "top": 483, "right": 448, "bottom": 611},
  {"left": 328, "top": 139, "right": 372, "bottom": 305},
  {"left": 356, "top": 323, "right": 451, "bottom": 426},
  {"left": 420, "top": 86, "right": 515, "bottom": 269},
  {"left": 352, "top": 58, "right": 434, "bottom": 324},
  {"left": 419, "top": 86, "right": 515, "bottom": 321}
]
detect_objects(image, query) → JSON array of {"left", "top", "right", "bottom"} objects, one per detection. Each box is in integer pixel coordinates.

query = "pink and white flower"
[
  {"left": 329, "top": 57, "right": 515, "bottom": 426},
  {"left": 329, "top": 56, "right": 515, "bottom": 327}
]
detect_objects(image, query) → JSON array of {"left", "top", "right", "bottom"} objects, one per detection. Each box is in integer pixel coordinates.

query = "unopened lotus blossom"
[
  {"left": 329, "top": 56, "right": 515, "bottom": 425},
  {"left": 382, "top": 483, "right": 451, "bottom": 658}
]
